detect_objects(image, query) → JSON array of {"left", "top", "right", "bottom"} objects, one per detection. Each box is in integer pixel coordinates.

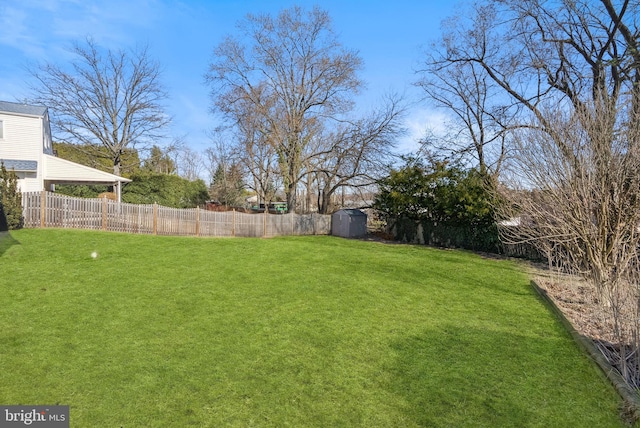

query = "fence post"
[
  {"left": 232, "top": 209, "right": 236, "bottom": 237},
  {"left": 263, "top": 209, "right": 267, "bottom": 237},
  {"left": 195, "top": 207, "right": 200, "bottom": 237},
  {"left": 40, "top": 190, "right": 46, "bottom": 228},
  {"left": 102, "top": 197, "right": 107, "bottom": 231},
  {"left": 153, "top": 203, "right": 158, "bottom": 235}
]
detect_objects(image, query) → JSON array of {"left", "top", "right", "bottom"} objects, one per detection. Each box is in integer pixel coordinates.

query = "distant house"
[{"left": 0, "top": 100, "right": 130, "bottom": 201}]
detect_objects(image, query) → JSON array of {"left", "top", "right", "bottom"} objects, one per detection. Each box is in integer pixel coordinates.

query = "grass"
[{"left": 0, "top": 228, "right": 628, "bottom": 427}]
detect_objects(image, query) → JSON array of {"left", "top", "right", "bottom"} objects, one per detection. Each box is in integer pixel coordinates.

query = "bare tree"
[
  {"left": 203, "top": 140, "right": 226, "bottom": 188},
  {"left": 208, "top": 87, "right": 282, "bottom": 208},
  {"left": 234, "top": 112, "right": 281, "bottom": 208},
  {"left": 204, "top": 137, "right": 245, "bottom": 207},
  {"left": 439, "top": 0, "right": 640, "bottom": 390},
  {"left": 502, "top": 103, "right": 640, "bottom": 388},
  {"left": 205, "top": 6, "right": 362, "bottom": 212},
  {"left": 29, "top": 38, "right": 170, "bottom": 176},
  {"left": 416, "top": 34, "right": 515, "bottom": 176},
  {"left": 310, "top": 95, "right": 405, "bottom": 213},
  {"left": 176, "top": 146, "right": 204, "bottom": 181}
]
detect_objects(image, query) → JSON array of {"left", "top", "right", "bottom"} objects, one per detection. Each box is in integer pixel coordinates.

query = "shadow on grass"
[
  {"left": 386, "top": 324, "right": 623, "bottom": 427},
  {"left": 0, "top": 231, "right": 20, "bottom": 257},
  {"left": 0, "top": 204, "right": 20, "bottom": 257}
]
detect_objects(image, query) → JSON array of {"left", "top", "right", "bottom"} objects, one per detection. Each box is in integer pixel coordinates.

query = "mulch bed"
[{"left": 533, "top": 275, "right": 612, "bottom": 341}]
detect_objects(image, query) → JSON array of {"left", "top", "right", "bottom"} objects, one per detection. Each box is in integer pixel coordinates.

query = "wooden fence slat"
[
  {"left": 40, "top": 190, "right": 46, "bottom": 228},
  {"left": 196, "top": 207, "right": 200, "bottom": 237},
  {"left": 102, "top": 198, "right": 107, "bottom": 231},
  {"left": 153, "top": 203, "right": 158, "bottom": 235}
]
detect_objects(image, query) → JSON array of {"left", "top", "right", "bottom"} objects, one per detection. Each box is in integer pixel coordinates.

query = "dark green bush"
[
  {"left": 373, "top": 158, "right": 502, "bottom": 252},
  {"left": 122, "top": 172, "right": 209, "bottom": 208},
  {"left": 0, "top": 163, "right": 24, "bottom": 230}
]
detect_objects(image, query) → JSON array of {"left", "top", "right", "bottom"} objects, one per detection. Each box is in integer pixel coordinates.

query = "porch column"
[{"left": 115, "top": 181, "right": 122, "bottom": 202}]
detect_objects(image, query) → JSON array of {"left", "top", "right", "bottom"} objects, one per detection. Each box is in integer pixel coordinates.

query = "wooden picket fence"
[{"left": 21, "top": 191, "right": 331, "bottom": 238}]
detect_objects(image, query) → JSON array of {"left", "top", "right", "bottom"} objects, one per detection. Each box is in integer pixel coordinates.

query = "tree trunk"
[
  {"left": 317, "top": 187, "right": 331, "bottom": 214},
  {"left": 285, "top": 182, "right": 297, "bottom": 214}
]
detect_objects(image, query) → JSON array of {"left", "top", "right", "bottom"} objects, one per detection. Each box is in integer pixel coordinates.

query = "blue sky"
[{"left": 0, "top": 0, "right": 460, "bottom": 155}]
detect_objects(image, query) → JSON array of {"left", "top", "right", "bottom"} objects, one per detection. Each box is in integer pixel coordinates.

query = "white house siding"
[
  {"left": 14, "top": 172, "right": 40, "bottom": 192},
  {"left": 0, "top": 112, "right": 45, "bottom": 191},
  {"left": 0, "top": 112, "right": 43, "bottom": 161}
]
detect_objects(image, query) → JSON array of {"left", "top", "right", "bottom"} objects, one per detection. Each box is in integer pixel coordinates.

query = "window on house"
[{"left": 0, "top": 120, "right": 3, "bottom": 139}]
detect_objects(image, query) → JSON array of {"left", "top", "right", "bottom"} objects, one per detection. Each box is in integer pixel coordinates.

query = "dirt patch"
[
  {"left": 533, "top": 274, "right": 609, "bottom": 340},
  {"left": 526, "top": 265, "right": 627, "bottom": 345}
]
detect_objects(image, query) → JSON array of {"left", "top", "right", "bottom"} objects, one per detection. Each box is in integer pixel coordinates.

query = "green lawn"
[{"left": 0, "top": 229, "right": 627, "bottom": 427}]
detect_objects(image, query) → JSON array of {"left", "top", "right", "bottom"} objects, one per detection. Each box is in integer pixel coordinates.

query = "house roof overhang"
[{"left": 42, "top": 155, "right": 131, "bottom": 185}]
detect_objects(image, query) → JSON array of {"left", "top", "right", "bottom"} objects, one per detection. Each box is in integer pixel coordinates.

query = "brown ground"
[{"left": 527, "top": 266, "right": 612, "bottom": 341}]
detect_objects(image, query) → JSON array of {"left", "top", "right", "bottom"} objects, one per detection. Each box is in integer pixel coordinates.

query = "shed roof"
[
  {"left": 334, "top": 208, "right": 367, "bottom": 216},
  {"left": 0, "top": 101, "right": 48, "bottom": 117}
]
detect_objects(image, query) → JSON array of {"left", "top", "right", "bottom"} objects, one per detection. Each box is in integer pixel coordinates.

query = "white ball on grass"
[{"left": 91, "top": 251, "right": 98, "bottom": 259}]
